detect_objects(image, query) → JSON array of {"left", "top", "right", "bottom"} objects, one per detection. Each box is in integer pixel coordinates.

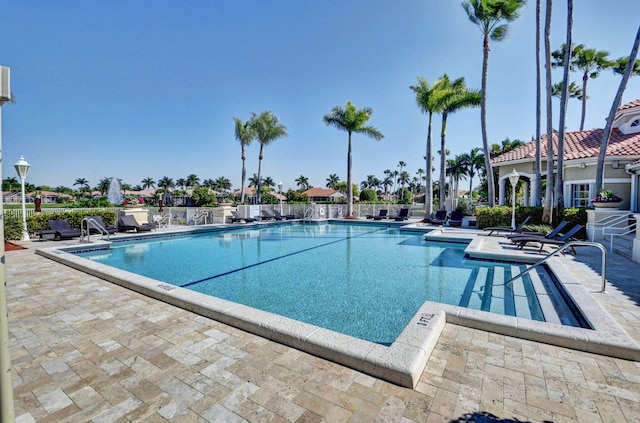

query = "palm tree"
[
  {"left": 141, "top": 177, "right": 155, "bottom": 190},
  {"left": 186, "top": 174, "right": 200, "bottom": 189},
  {"left": 397, "top": 161, "right": 407, "bottom": 200},
  {"left": 542, "top": 0, "right": 554, "bottom": 223},
  {"left": 463, "top": 0, "right": 526, "bottom": 207},
  {"left": 595, "top": 24, "right": 640, "bottom": 194},
  {"left": 248, "top": 173, "right": 260, "bottom": 188},
  {"left": 435, "top": 75, "right": 481, "bottom": 210},
  {"left": 326, "top": 173, "right": 340, "bottom": 189},
  {"left": 361, "top": 174, "right": 379, "bottom": 190},
  {"left": 323, "top": 100, "right": 384, "bottom": 217},
  {"left": 533, "top": 0, "right": 542, "bottom": 207},
  {"left": 213, "top": 176, "right": 232, "bottom": 193},
  {"left": 466, "top": 147, "right": 484, "bottom": 199},
  {"left": 96, "top": 177, "right": 111, "bottom": 196},
  {"left": 447, "top": 155, "right": 469, "bottom": 198},
  {"left": 295, "top": 175, "right": 310, "bottom": 191},
  {"left": 416, "top": 168, "right": 425, "bottom": 198},
  {"left": 157, "top": 176, "right": 175, "bottom": 193},
  {"left": 612, "top": 56, "right": 640, "bottom": 76},
  {"left": 234, "top": 116, "right": 255, "bottom": 204},
  {"left": 551, "top": 81, "right": 583, "bottom": 101},
  {"left": 250, "top": 111, "right": 288, "bottom": 203},
  {"left": 381, "top": 176, "right": 393, "bottom": 198},
  {"left": 397, "top": 171, "right": 410, "bottom": 199},
  {"left": 175, "top": 178, "right": 187, "bottom": 192},
  {"left": 410, "top": 76, "right": 449, "bottom": 216},
  {"left": 262, "top": 176, "right": 275, "bottom": 189},
  {"left": 552, "top": 43, "right": 612, "bottom": 131},
  {"left": 73, "top": 177, "right": 90, "bottom": 197}
]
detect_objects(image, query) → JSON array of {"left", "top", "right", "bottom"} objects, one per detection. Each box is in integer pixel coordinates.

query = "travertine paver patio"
[{"left": 6, "top": 229, "right": 640, "bottom": 422}]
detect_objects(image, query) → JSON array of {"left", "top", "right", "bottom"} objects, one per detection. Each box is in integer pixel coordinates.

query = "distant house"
[
  {"left": 232, "top": 187, "right": 286, "bottom": 204},
  {"left": 2, "top": 190, "right": 72, "bottom": 204},
  {"left": 302, "top": 187, "right": 346, "bottom": 202},
  {"left": 491, "top": 98, "right": 640, "bottom": 212}
]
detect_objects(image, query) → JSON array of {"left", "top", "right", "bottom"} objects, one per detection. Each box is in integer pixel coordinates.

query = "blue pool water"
[{"left": 77, "top": 223, "right": 575, "bottom": 345}]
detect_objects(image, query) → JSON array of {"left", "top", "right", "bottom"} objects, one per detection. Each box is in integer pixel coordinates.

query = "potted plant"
[
  {"left": 591, "top": 190, "right": 623, "bottom": 209},
  {"left": 122, "top": 196, "right": 145, "bottom": 208}
]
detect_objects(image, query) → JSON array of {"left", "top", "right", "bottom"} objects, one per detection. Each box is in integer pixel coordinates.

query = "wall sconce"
[{"left": 612, "top": 161, "right": 619, "bottom": 169}]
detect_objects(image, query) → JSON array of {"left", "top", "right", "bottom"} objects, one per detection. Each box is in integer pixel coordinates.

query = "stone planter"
[{"left": 592, "top": 201, "right": 622, "bottom": 209}]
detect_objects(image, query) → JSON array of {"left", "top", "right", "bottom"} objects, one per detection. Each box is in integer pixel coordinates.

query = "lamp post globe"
[
  {"left": 507, "top": 169, "right": 520, "bottom": 230},
  {"left": 14, "top": 155, "right": 31, "bottom": 241}
]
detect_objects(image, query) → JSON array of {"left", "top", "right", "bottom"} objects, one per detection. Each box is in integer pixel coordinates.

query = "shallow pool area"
[{"left": 36, "top": 221, "right": 640, "bottom": 388}]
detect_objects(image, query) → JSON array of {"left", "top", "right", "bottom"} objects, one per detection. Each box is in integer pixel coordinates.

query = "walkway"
[{"left": 6, "top": 227, "right": 640, "bottom": 422}]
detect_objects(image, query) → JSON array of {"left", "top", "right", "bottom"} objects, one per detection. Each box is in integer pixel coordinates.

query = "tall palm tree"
[
  {"left": 295, "top": 175, "right": 310, "bottom": 191},
  {"left": 248, "top": 173, "right": 260, "bottom": 188},
  {"left": 262, "top": 176, "right": 275, "bottom": 189},
  {"left": 397, "top": 161, "right": 407, "bottom": 200},
  {"left": 466, "top": 147, "right": 483, "bottom": 199},
  {"left": 96, "top": 177, "right": 111, "bottom": 196},
  {"left": 176, "top": 178, "right": 187, "bottom": 192},
  {"left": 552, "top": 43, "right": 612, "bottom": 131},
  {"left": 250, "top": 111, "right": 288, "bottom": 203},
  {"left": 141, "top": 177, "right": 155, "bottom": 190},
  {"left": 542, "top": 0, "right": 554, "bottom": 224},
  {"left": 234, "top": 117, "right": 255, "bottom": 204},
  {"left": 533, "top": 0, "right": 542, "bottom": 207},
  {"left": 416, "top": 168, "right": 425, "bottom": 199},
  {"left": 551, "top": 81, "right": 583, "bottom": 101},
  {"left": 397, "top": 171, "right": 410, "bottom": 199},
  {"left": 463, "top": 0, "right": 526, "bottom": 207},
  {"left": 595, "top": 24, "right": 640, "bottom": 194},
  {"left": 448, "top": 155, "right": 470, "bottom": 198},
  {"left": 410, "top": 76, "right": 449, "bottom": 216},
  {"left": 213, "top": 176, "right": 232, "bottom": 193},
  {"left": 323, "top": 100, "right": 384, "bottom": 217},
  {"left": 435, "top": 75, "right": 481, "bottom": 210},
  {"left": 381, "top": 176, "right": 393, "bottom": 198},
  {"left": 73, "top": 177, "right": 90, "bottom": 197},
  {"left": 612, "top": 56, "right": 640, "bottom": 76},
  {"left": 326, "top": 173, "right": 340, "bottom": 189}
]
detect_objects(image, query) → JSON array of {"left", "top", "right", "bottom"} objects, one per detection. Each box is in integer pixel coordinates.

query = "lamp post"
[
  {"left": 277, "top": 181, "right": 283, "bottom": 214},
  {"left": 14, "top": 156, "right": 31, "bottom": 240},
  {"left": 507, "top": 169, "right": 520, "bottom": 230}
]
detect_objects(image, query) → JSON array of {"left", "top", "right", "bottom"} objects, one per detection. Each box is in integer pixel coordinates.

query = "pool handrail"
[{"left": 501, "top": 241, "right": 607, "bottom": 293}]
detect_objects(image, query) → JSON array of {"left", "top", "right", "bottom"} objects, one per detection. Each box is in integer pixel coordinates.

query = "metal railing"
[
  {"left": 80, "top": 217, "right": 110, "bottom": 243},
  {"left": 499, "top": 241, "right": 607, "bottom": 293},
  {"left": 587, "top": 212, "right": 633, "bottom": 241}
]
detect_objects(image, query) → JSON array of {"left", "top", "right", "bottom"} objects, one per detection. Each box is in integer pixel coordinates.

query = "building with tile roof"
[
  {"left": 301, "top": 187, "right": 346, "bottom": 202},
  {"left": 491, "top": 99, "right": 640, "bottom": 212}
]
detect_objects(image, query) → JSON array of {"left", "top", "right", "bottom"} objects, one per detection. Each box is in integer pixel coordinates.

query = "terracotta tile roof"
[
  {"left": 618, "top": 98, "right": 640, "bottom": 111},
  {"left": 491, "top": 128, "right": 640, "bottom": 164},
  {"left": 302, "top": 187, "right": 338, "bottom": 197}
]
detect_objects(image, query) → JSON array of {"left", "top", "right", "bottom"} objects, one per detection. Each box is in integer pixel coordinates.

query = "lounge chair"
[
  {"left": 273, "top": 210, "right": 295, "bottom": 220},
  {"left": 424, "top": 210, "right": 447, "bottom": 225},
  {"left": 117, "top": 214, "right": 155, "bottom": 233},
  {"left": 483, "top": 216, "right": 532, "bottom": 236},
  {"left": 260, "top": 210, "right": 275, "bottom": 221},
  {"left": 47, "top": 219, "right": 82, "bottom": 240},
  {"left": 512, "top": 224, "right": 583, "bottom": 252},
  {"left": 372, "top": 210, "right": 388, "bottom": 220},
  {"left": 448, "top": 210, "right": 463, "bottom": 227},
  {"left": 229, "top": 210, "right": 257, "bottom": 223},
  {"left": 86, "top": 216, "right": 117, "bottom": 234},
  {"left": 392, "top": 208, "right": 409, "bottom": 221},
  {"left": 508, "top": 220, "right": 568, "bottom": 242}
]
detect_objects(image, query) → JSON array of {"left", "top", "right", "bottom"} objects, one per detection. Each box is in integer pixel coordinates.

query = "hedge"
[
  {"left": 26, "top": 210, "right": 117, "bottom": 234},
  {"left": 476, "top": 206, "right": 587, "bottom": 238}
]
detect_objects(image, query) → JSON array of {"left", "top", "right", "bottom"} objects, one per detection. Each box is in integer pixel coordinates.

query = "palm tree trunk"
[
  {"left": 595, "top": 24, "right": 640, "bottom": 194},
  {"left": 534, "top": 0, "right": 543, "bottom": 207},
  {"left": 542, "top": 0, "right": 554, "bottom": 224},
  {"left": 554, "top": 0, "right": 572, "bottom": 223},
  {"left": 240, "top": 147, "right": 246, "bottom": 204},
  {"left": 481, "top": 33, "right": 495, "bottom": 207},
  {"left": 580, "top": 72, "right": 587, "bottom": 131},
  {"left": 257, "top": 144, "right": 264, "bottom": 204},
  {"left": 346, "top": 132, "right": 353, "bottom": 217},
  {"left": 439, "top": 113, "right": 448, "bottom": 210}
]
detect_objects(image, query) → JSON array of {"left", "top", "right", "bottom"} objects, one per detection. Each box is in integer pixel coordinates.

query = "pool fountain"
[{"left": 107, "top": 177, "right": 123, "bottom": 205}]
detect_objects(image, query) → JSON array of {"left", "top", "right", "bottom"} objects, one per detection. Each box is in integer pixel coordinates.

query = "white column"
[{"left": 523, "top": 180, "right": 530, "bottom": 206}]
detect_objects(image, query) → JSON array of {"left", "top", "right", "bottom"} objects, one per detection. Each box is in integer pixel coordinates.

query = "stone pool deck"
[{"left": 6, "top": 224, "right": 640, "bottom": 422}]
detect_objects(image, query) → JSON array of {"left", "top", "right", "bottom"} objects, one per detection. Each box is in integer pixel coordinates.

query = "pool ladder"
[
  {"left": 80, "top": 217, "right": 110, "bottom": 243},
  {"left": 500, "top": 241, "right": 608, "bottom": 293}
]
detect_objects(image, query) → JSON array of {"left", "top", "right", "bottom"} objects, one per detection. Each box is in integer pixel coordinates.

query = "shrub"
[
  {"left": 476, "top": 205, "right": 586, "bottom": 237},
  {"left": 359, "top": 189, "right": 378, "bottom": 202},
  {"left": 27, "top": 210, "right": 117, "bottom": 233},
  {"left": 4, "top": 214, "right": 25, "bottom": 241}
]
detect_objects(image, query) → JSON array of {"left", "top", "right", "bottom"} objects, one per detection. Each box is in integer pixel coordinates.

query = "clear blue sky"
[{"left": 1, "top": 0, "right": 639, "bottom": 192}]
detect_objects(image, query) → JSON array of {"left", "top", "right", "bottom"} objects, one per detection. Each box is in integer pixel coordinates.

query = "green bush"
[
  {"left": 476, "top": 206, "right": 586, "bottom": 237},
  {"left": 359, "top": 189, "right": 378, "bottom": 202},
  {"left": 4, "top": 214, "right": 25, "bottom": 241},
  {"left": 26, "top": 210, "right": 117, "bottom": 233}
]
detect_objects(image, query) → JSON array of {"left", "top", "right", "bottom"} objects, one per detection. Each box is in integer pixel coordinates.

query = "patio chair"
[
  {"left": 508, "top": 220, "right": 568, "bottom": 242},
  {"left": 260, "top": 210, "right": 275, "bottom": 221},
  {"left": 392, "top": 208, "right": 409, "bottom": 221},
  {"left": 448, "top": 210, "right": 463, "bottom": 227},
  {"left": 273, "top": 210, "right": 295, "bottom": 220},
  {"left": 512, "top": 224, "right": 583, "bottom": 252},
  {"left": 372, "top": 209, "right": 388, "bottom": 220},
  {"left": 229, "top": 210, "right": 257, "bottom": 223},
  {"left": 86, "top": 216, "right": 117, "bottom": 234},
  {"left": 483, "top": 216, "right": 532, "bottom": 236},
  {"left": 117, "top": 214, "right": 155, "bottom": 233},
  {"left": 424, "top": 210, "right": 447, "bottom": 225},
  {"left": 47, "top": 219, "right": 82, "bottom": 240}
]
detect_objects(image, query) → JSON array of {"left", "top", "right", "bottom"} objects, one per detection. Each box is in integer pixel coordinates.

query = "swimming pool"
[
  {"left": 38, "top": 221, "right": 640, "bottom": 388},
  {"left": 74, "top": 223, "right": 585, "bottom": 345}
]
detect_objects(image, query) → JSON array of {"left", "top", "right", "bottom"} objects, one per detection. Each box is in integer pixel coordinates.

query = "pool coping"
[{"left": 35, "top": 224, "right": 640, "bottom": 389}]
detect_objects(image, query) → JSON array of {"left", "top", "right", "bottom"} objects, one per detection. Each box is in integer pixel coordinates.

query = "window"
[
  {"left": 631, "top": 118, "right": 639, "bottom": 127},
  {"left": 571, "top": 184, "right": 591, "bottom": 208}
]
